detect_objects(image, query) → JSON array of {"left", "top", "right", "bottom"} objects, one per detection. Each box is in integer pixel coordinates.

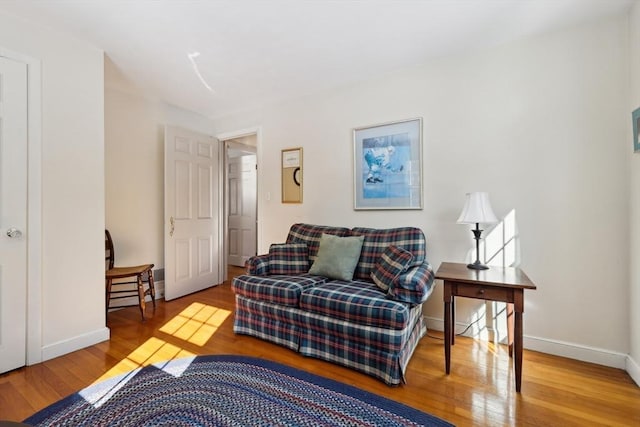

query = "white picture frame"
[{"left": 353, "top": 118, "right": 423, "bottom": 210}]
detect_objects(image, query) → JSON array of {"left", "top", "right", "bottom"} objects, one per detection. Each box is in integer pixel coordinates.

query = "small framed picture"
[
  {"left": 633, "top": 108, "right": 640, "bottom": 152},
  {"left": 282, "top": 147, "right": 303, "bottom": 203},
  {"left": 353, "top": 118, "right": 422, "bottom": 210}
]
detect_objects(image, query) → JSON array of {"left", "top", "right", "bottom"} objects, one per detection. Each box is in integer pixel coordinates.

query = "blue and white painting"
[{"left": 361, "top": 132, "right": 410, "bottom": 199}]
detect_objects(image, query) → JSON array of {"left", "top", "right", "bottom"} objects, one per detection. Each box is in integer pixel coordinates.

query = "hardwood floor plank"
[
  {"left": 1, "top": 270, "right": 639, "bottom": 425},
  {"left": 0, "top": 382, "right": 37, "bottom": 421}
]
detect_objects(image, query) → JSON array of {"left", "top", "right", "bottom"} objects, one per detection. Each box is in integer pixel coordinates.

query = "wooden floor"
[{"left": 1, "top": 266, "right": 639, "bottom": 426}]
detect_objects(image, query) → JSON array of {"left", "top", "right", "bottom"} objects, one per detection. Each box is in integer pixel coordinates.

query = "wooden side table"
[{"left": 434, "top": 262, "right": 536, "bottom": 392}]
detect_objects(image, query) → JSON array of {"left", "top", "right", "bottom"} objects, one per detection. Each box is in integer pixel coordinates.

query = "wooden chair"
[{"left": 105, "top": 230, "right": 155, "bottom": 321}]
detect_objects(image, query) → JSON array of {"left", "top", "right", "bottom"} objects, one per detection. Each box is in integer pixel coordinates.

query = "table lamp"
[{"left": 457, "top": 192, "right": 498, "bottom": 270}]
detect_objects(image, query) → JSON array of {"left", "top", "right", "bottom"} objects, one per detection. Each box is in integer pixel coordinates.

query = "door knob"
[{"left": 6, "top": 227, "right": 22, "bottom": 238}]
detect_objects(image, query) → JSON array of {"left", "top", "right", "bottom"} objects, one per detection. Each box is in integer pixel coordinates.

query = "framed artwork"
[
  {"left": 353, "top": 118, "right": 422, "bottom": 210},
  {"left": 633, "top": 107, "right": 640, "bottom": 153},
  {"left": 282, "top": 147, "right": 302, "bottom": 203}
]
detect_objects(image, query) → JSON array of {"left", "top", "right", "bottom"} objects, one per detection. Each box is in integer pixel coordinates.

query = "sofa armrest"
[
  {"left": 247, "top": 254, "right": 270, "bottom": 275},
  {"left": 387, "top": 262, "right": 435, "bottom": 305}
]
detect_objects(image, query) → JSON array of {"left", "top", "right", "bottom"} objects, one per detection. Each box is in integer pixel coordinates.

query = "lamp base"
[{"left": 467, "top": 261, "right": 489, "bottom": 270}]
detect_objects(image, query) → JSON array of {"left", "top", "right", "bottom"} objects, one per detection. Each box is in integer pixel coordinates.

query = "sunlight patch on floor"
[
  {"left": 159, "top": 302, "right": 231, "bottom": 346},
  {"left": 83, "top": 339, "right": 196, "bottom": 408},
  {"left": 93, "top": 337, "right": 195, "bottom": 385},
  {"left": 91, "top": 303, "right": 230, "bottom": 389}
]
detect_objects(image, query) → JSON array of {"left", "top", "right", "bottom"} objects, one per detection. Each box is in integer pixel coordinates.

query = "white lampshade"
[{"left": 457, "top": 192, "right": 498, "bottom": 224}]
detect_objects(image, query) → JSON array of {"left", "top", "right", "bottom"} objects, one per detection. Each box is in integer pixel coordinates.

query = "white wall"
[
  {"left": 213, "top": 16, "right": 631, "bottom": 367},
  {"left": 4, "top": 4, "right": 630, "bottom": 374},
  {"left": 105, "top": 58, "right": 215, "bottom": 270},
  {"left": 0, "top": 11, "right": 107, "bottom": 360},
  {"left": 627, "top": 1, "right": 640, "bottom": 385}
]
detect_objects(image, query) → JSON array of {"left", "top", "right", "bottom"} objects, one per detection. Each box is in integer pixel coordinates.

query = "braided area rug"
[{"left": 24, "top": 355, "right": 452, "bottom": 426}]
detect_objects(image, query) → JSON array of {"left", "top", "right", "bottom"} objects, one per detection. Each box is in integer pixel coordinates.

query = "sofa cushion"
[
  {"left": 268, "top": 243, "right": 309, "bottom": 275},
  {"left": 232, "top": 274, "right": 327, "bottom": 307},
  {"left": 308, "top": 234, "right": 364, "bottom": 281},
  {"left": 371, "top": 245, "right": 414, "bottom": 291},
  {"left": 286, "top": 223, "right": 351, "bottom": 262},
  {"left": 350, "top": 227, "right": 426, "bottom": 281},
  {"left": 299, "top": 280, "right": 411, "bottom": 330}
]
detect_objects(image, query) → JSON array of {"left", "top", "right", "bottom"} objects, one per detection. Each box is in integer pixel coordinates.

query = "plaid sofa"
[{"left": 231, "top": 223, "right": 435, "bottom": 385}]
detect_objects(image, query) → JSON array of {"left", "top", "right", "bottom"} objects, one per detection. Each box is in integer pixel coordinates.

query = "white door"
[
  {"left": 228, "top": 153, "right": 257, "bottom": 266},
  {"left": 0, "top": 57, "right": 28, "bottom": 373},
  {"left": 164, "top": 126, "right": 221, "bottom": 300}
]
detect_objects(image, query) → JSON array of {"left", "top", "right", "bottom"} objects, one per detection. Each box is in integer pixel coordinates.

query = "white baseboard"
[
  {"left": 523, "top": 335, "right": 627, "bottom": 369},
  {"left": 41, "top": 280, "right": 167, "bottom": 362},
  {"left": 627, "top": 355, "right": 640, "bottom": 386},
  {"left": 425, "top": 316, "right": 627, "bottom": 370},
  {"left": 41, "top": 327, "right": 110, "bottom": 362}
]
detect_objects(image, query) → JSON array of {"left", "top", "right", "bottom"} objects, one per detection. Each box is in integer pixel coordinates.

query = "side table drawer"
[{"left": 454, "top": 283, "right": 512, "bottom": 302}]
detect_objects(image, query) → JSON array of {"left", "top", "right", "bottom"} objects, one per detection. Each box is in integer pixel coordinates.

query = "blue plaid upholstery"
[
  {"left": 232, "top": 274, "right": 326, "bottom": 307},
  {"left": 299, "top": 280, "right": 411, "bottom": 330},
  {"left": 269, "top": 243, "right": 309, "bottom": 275},
  {"left": 298, "top": 302, "right": 423, "bottom": 352},
  {"left": 371, "top": 245, "right": 414, "bottom": 291},
  {"left": 298, "top": 310, "right": 426, "bottom": 385},
  {"left": 387, "top": 262, "right": 436, "bottom": 305},
  {"left": 350, "top": 227, "right": 426, "bottom": 281},
  {"left": 247, "top": 254, "right": 270, "bottom": 275},
  {"left": 286, "top": 223, "right": 351, "bottom": 262},
  {"left": 234, "top": 294, "right": 426, "bottom": 385},
  {"left": 398, "top": 315, "right": 427, "bottom": 378},
  {"left": 234, "top": 295, "right": 300, "bottom": 351},
  {"left": 231, "top": 223, "right": 434, "bottom": 385}
]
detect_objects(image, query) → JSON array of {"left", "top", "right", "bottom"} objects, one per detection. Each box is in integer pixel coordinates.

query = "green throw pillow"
[{"left": 308, "top": 233, "right": 365, "bottom": 281}]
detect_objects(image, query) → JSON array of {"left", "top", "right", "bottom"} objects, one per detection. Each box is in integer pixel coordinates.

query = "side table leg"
[
  {"left": 444, "top": 300, "right": 451, "bottom": 375},
  {"left": 507, "top": 302, "right": 514, "bottom": 357},
  {"left": 515, "top": 311, "right": 523, "bottom": 392},
  {"left": 451, "top": 297, "right": 455, "bottom": 345}
]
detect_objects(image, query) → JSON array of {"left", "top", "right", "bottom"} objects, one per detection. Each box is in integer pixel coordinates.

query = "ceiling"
[{"left": 0, "top": 0, "right": 633, "bottom": 119}]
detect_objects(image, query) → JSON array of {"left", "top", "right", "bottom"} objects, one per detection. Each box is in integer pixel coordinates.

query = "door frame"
[
  {"left": 0, "top": 47, "right": 43, "bottom": 365},
  {"left": 224, "top": 140, "right": 257, "bottom": 269},
  {"left": 216, "top": 127, "right": 261, "bottom": 281}
]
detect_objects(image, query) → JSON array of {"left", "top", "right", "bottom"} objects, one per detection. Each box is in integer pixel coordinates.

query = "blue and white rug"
[{"left": 25, "top": 355, "right": 452, "bottom": 426}]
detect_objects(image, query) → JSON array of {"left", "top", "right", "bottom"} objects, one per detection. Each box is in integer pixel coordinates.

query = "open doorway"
[{"left": 222, "top": 134, "right": 258, "bottom": 280}]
